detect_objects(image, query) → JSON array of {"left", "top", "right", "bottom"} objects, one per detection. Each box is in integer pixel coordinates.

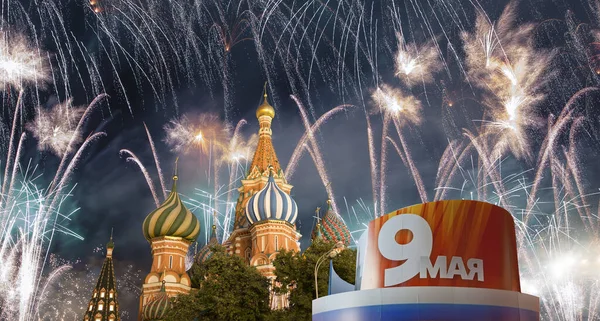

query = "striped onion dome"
[
  {"left": 194, "top": 225, "right": 218, "bottom": 264},
  {"left": 142, "top": 175, "right": 200, "bottom": 242},
  {"left": 315, "top": 200, "right": 352, "bottom": 246},
  {"left": 245, "top": 171, "right": 298, "bottom": 225},
  {"left": 142, "top": 281, "right": 172, "bottom": 321}
]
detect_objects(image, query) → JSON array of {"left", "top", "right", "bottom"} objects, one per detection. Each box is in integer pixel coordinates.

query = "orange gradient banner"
[{"left": 360, "top": 200, "right": 521, "bottom": 291}]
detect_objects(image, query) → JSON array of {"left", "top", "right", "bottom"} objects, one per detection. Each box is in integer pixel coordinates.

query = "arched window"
[
  {"left": 109, "top": 302, "right": 115, "bottom": 311},
  {"left": 109, "top": 314, "right": 116, "bottom": 321},
  {"left": 245, "top": 248, "right": 251, "bottom": 263},
  {"left": 97, "top": 301, "right": 104, "bottom": 311},
  {"left": 109, "top": 290, "right": 114, "bottom": 299},
  {"left": 88, "top": 303, "right": 93, "bottom": 311},
  {"left": 95, "top": 314, "right": 102, "bottom": 321},
  {"left": 100, "top": 289, "right": 105, "bottom": 298},
  {"left": 84, "top": 315, "right": 89, "bottom": 321},
  {"left": 92, "top": 290, "right": 97, "bottom": 298}
]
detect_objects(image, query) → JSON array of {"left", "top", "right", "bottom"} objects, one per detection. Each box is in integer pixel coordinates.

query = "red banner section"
[{"left": 360, "top": 200, "right": 520, "bottom": 291}]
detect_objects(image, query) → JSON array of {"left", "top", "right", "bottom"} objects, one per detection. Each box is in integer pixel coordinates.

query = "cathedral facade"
[
  {"left": 135, "top": 88, "right": 353, "bottom": 319},
  {"left": 198, "top": 90, "right": 302, "bottom": 309}
]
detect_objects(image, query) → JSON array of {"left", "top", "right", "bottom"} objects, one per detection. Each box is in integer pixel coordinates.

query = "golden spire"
[
  {"left": 249, "top": 85, "right": 281, "bottom": 175},
  {"left": 256, "top": 82, "right": 275, "bottom": 119}
]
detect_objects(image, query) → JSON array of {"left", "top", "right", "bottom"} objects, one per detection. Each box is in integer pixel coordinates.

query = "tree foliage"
[
  {"left": 163, "top": 245, "right": 272, "bottom": 321},
  {"left": 271, "top": 240, "right": 357, "bottom": 320}
]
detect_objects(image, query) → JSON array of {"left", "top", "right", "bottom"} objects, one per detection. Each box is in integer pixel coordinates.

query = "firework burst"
[
  {"left": 26, "top": 99, "right": 85, "bottom": 157},
  {"left": 394, "top": 35, "right": 441, "bottom": 87},
  {"left": 0, "top": 31, "right": 48, "bottom": 90},
  {"left": 164, "top": 114, "right": 231, "bottom": 155}
]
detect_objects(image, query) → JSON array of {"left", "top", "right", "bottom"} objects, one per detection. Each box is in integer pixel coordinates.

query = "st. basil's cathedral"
[{"left": 82, "top": 90, "right": 352, "bottom": 320}]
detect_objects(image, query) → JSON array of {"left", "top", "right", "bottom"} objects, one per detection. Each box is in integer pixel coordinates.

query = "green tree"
[
  {"left": 164, "top": 245, "right": 272, "bottom": 321},
  {"left": 271, "top": 240, "right": 357, "bottom": 320}
]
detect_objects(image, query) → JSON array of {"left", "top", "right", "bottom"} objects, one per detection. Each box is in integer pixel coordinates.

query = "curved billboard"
[{"left": 359, "top": 200, "right": 520, "bottom": 291}]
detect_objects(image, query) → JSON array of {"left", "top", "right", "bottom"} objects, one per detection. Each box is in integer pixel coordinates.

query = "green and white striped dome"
[
  {"left": 142, "top": 281, "right": 172, "bottom": 321},
  {"left": 142, "top": 175, "right": 200, "bottom": 242}
]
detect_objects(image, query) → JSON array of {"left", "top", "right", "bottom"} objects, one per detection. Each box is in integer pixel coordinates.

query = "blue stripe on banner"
[
  {"left": 313, "top": 303, "right": 539, "bottom": 321},
  {"left": 280, "top": 189, "right": 288, "bottom": 221},
  {"left": 290, "top": 196, "right": 297, "bottom": 223},
  {"left": 258, "top": 185, "right": 267, "bottom": 221},
  {"left": 270, "top": 183, "right": 278, "bottom": 219}
]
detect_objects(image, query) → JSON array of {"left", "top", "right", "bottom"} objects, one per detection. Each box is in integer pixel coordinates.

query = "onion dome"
[
  {"left": 142, "top": 281, "right": 172, "bottom": 321},
  {"left": 245, "top": 170, "right": 298, "bottom": 225},
  {"left": 256, "top": 85, "right": 275, "bottom": 119},
  {"left": 319, "top": 200, "right": 352, "bottom": 246},
  {"left": 142, "top": 174, "right": 200, "bottom": 242},
  {"left": 194, "top": 225, "right": 218, "bottom": 264}
]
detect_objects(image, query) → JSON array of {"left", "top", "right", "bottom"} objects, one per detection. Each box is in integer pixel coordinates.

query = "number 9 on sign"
[{"left": 377, "top": 214, "right": 433, "bottom": 286}]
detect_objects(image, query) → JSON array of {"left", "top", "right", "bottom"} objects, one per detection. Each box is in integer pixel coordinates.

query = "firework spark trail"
[
  {"left": 0, "top": 87, "right": 101, "bottom": 319},
  {"left": 565, "top": 117, "right": 594, "bottom": 234},
  {"left": 392, "top": 117, "right": 428, "bottom": 203},
  {"left": 0, "top": 175, "right": 84, "bottom": 320},
  {"left": 379, "top": 113, "right": 390, "bottom": 217},
  {"left": 6, "top": 133, "right": 26, "bottom": 206},
  {"left": 223, "top": 119, "right": 252, "bottom": 236},
  {"left": 434, "top": 140, "right": 469, "bottom": 200},
  {"left": 144, "top": 122, "right": 167, "bottom": 200},
  {"left": 291, "top": 95, "right": 340, "bottom": 215},
  {"left": 385, "top": 136, "right": 408, "bottom": 165},
  {"left": 2, "top": 90, "right": 24, "bottom": 198},
  {"left": 120, "top": 149, "right": 160, "bottom": 208},
  {"left": 48, "top": 132, "right": 107, "bottom": 212},
  {"left": 463, "top": 130, "right": 510, "bottom": 210},
  {"left": 372, "top": 85, "right": 424, "bottom": 214},
  {"left": 526, "top": 87, "right": 600, "bottom": 220},
  {"left": 285, "top": 104, "right": 356, "bottom": 179},
  {"left": 49, "top": 93, "right": 108, "bottom": 193}
]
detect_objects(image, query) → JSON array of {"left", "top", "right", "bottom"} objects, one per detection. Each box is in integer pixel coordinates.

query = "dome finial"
[
  {"left": 160, "top": 280, "right": 166, "bottom": 292},
  {"left": 173, "top": 157, "right": 179, "bottom": 181},
  {"left": 263, "top": 82, "right": 268, "bottom": 99},
  {"left": 106, "top": 228, "right": 114, "bottom": 256},
  {"left": 256, "top": 84, "right": 275, "bottom": 119}
]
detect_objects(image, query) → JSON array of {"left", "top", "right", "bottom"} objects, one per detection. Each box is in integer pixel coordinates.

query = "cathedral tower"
[
  {"left": 83, "top": 235, "right": 119, "bottom": 321},
  {"left": 224, "top": 88, "right": 301, "bottom": 309},
  {"left": 138, "top": 170, "right": 200, "bottom": 320}
]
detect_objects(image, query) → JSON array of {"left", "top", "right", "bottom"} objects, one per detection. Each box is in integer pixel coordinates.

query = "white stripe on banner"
[
  {"left": 275, "top": 188, "right": 283, "bottom": 220},
  {"left": 264, "top": 184, "right": 273, "bottom": 219},
  {"left": 252, "top": 193, "right": 261, "bottom": 223},
  {"left": 312, "top": 287, "right": 540, "bottom": 314}
]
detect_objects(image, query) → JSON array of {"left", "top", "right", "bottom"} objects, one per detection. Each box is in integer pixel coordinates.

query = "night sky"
[{"left": 4, "top": 0, "right": 600, "bottom": 319}]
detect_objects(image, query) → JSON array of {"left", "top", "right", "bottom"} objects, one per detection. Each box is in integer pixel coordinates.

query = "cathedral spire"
[
  {"left": 249, "top": 85, "right": 281, "bottom": 175},
  {"left": 83, "top": 234, "right": 120, "bottom": 321}
]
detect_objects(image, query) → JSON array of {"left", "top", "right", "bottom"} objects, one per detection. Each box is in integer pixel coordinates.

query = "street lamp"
[{"left": 314, "top": 241, "right": 345, "bottom": 299}]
